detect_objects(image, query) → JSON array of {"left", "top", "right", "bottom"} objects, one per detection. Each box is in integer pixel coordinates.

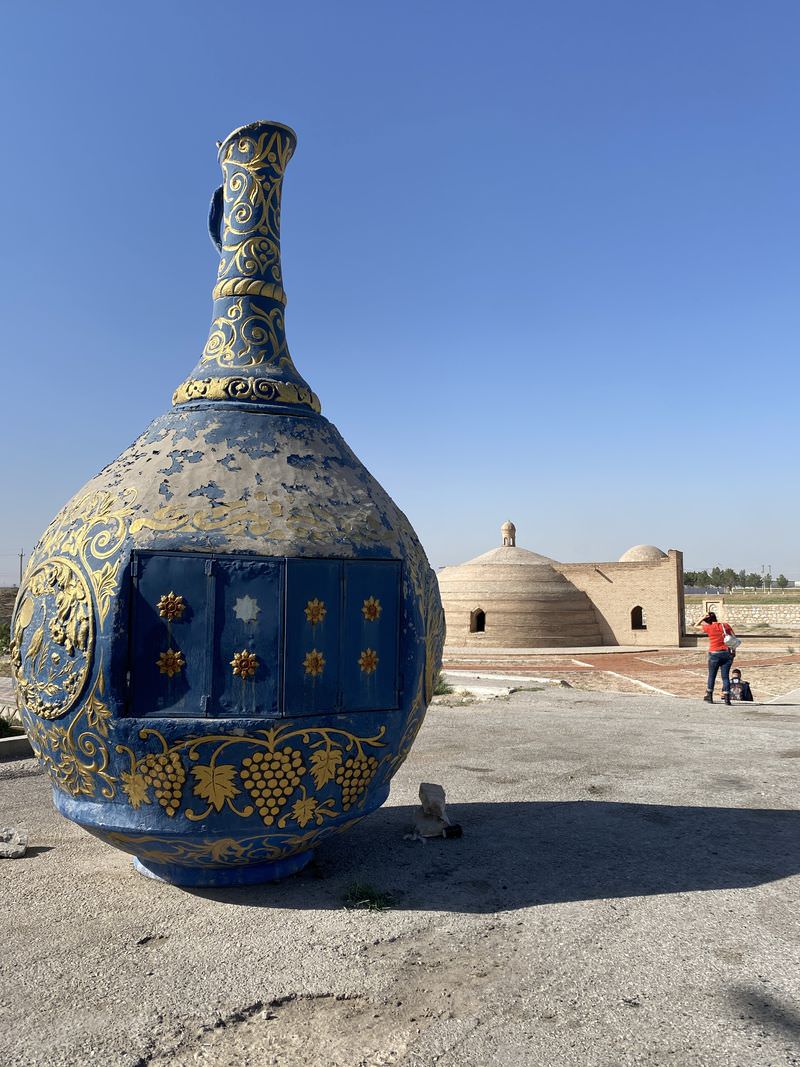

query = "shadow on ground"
[
  {"left": 190, "top": 800, "right": 800, "bottom": 913},
  {"left": 728, "top": 985, "right": 800, "bottom": 1041}
]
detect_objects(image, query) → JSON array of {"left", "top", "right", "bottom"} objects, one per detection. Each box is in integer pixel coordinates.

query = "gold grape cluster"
[
  {"left": 240, "top": 747, "right": 307, "bottom": 825},
  {"left": 335, "top": 754, "right": 379, "bottom": 810},
  {"left": 140, "top": 752, "right": 187, "bottom": 817}
]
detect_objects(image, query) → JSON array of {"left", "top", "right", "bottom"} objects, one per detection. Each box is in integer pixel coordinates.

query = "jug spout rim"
[{"left": 217, "top": 119, "right": 298, "bottom": 159}]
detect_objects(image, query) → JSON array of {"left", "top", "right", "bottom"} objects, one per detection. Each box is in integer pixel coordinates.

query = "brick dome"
[
  {"left": 619, "top": 544, "right": 668, "bottom": 562},
  {"left": 437, "top": 523, "right": 603, "bottom": 648}
]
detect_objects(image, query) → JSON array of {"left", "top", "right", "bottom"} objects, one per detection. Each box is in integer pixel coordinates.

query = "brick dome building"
[
  {"left": 437, "top": 523, "right": 685, "bottom": 648},
  {"left": 436, "top": 522, "right": 604, "bottom": 648}
]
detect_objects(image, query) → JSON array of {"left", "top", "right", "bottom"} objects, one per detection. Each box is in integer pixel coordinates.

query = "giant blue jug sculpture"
[{"left": 11, "top": 121, "right": 444, "bottom": 886}]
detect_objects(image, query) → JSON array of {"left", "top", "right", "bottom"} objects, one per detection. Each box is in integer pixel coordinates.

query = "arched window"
[
  {"left": 470, "top": 608, "right": 486, "bottom": 633},
  {"left": 631, "top": 605, "right": 646, "bottom": 630}
]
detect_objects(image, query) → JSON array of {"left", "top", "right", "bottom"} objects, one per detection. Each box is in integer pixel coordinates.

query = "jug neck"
[{"left": 173, "top": 121, "right": 321, "bottom": 416}]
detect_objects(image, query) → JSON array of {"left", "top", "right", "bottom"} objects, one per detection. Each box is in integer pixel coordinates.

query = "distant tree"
[
  {"left": 777, "top": 574, "right": 789, "bottom": 592},
  {"left": 684, "top": 571, "right": 697, "bottom": 587},
  {"left": 696, "top": 569, "right": 711, "bottom": 587},
  {"left": 737, "top": 569, "right": 747, "bottom": 589},
  {"left": 746, "top": 572, "right": 762, "bottom": 592},
  {"left": 722, "top": 568, "right": 737, "bottom": 592},
  {"left": 710, "top": 566, "right": 724, "bottom": 589}
]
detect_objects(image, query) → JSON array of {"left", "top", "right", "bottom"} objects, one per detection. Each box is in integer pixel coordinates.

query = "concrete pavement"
[{"left": 2, "top": 687, "right": 800, "bottom": 1066}]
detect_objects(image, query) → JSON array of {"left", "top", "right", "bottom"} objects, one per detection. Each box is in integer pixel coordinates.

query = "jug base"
[{"left": 132, "top": 848, "right": 315, "bottom": 887}]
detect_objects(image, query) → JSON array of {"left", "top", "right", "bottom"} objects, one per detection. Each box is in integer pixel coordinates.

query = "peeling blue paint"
[
  {"left": 188, "top": 481, "right": 226, "bottom": 502},
  {"left": 286, "top": 454, "right": 317, "bottom": 470},
  {"left": 160, "top": 449, "right": 204, "bottom": 475}
]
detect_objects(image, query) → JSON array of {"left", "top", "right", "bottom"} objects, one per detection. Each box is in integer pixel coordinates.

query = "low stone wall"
[{"left": 684, "top": 604, "right": 800, "bottom": 631}]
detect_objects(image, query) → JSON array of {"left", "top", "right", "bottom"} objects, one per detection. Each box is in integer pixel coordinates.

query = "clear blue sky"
[{"left": 1, "top": 1, "right": 798, "bottom": 584}]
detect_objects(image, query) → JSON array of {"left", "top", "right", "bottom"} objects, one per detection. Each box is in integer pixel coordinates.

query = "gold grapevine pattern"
[{"left": 113, "top": 723, "right": 387, "bottom": 827}]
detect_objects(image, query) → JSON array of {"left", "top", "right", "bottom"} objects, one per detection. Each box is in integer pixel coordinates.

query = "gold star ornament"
[
  {"left": 157, "top": 592, "right": 186, "bottom": 621},
  {"left": 358, "top": 648, "right": 379, "bottom": 674},
  {"left": 304, "top": 598, "right": 327, "bottom": 625},
  {"left": 230, "top": 650, "right": 258, "bottom": 678},
  {"left": 303, "top": 649, "right": 326, "bottom": 677},
  {"left": 156, "top": 648, "right": 185, "bottom": 677},
  {"left": 361, "top": 596, "right": 382, "bottom": 621}
]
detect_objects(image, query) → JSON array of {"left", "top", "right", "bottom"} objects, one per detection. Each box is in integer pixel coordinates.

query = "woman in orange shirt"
[{"left": 695, "top": 612, "right": 737, "bottom": 705}]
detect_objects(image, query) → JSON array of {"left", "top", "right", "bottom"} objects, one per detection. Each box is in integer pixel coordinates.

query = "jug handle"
[{"left": 208, "top": 186, "right": 224, "bottom": 254}]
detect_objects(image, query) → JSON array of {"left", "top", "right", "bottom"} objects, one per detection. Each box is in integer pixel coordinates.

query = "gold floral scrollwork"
[
  {"left": 99, "top": 815, "right": 366, "bottom": 870},
  {"left": 171, "top": 376, "right": 321, "bottom": 412},
  {"left": 217, "top": 236, "right": 281, "bottom": 285},
  {"left": 132, "top": 497, "right": 273, "bottom": 538},
  {"left": 217, "top": 127, "right": 295, "bottom": 283},
  {"left": 201, "top": 300, "right": 291, "bottom": 370},
  {"left": 25, "top": 489, "right": 135, "bottom": 633},
  {"left": 21, "top": 667, "right": 115, "bottom": 799},
  {"left": 12, "top": 558, "right": 94, "bottom": 720}
]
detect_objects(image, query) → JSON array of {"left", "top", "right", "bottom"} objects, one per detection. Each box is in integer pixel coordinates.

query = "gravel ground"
[{"left": 2, "top": 688, "right": 800, "bottom": 1067}]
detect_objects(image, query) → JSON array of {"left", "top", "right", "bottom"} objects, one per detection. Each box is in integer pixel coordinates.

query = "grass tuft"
[
  {"left": 432, "top": 670, "right": 453, "bottom": 696},
  {"left": 342, "top": 881, "right": 394, "bottom": 912}
]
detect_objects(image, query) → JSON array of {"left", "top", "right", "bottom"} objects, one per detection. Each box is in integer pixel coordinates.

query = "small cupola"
[{"left": 501, "top": 520, "right": 516, "bottom": 547}]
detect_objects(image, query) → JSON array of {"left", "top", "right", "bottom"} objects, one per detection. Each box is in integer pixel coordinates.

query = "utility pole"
[{"left": 18, "top": 549, "right": 24, "bottom": 586}]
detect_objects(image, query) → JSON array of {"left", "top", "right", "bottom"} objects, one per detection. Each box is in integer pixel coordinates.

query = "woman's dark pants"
[{"left": 707, "top": 650, "right": 734, "bottom": 695}]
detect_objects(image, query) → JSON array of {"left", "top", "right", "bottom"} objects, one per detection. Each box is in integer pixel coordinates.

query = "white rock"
[{"left": 0, "top": 827, "right": 29, "bottom": 859}]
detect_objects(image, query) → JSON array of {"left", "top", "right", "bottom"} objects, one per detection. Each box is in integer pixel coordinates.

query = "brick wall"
[{"left": 557, "top": 550, "right": 684, "bottom": 647}]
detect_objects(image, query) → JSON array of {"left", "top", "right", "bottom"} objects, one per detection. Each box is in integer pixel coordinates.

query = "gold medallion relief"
[{"left": 12, "top": 558, "right": 95, "bottom": 720}]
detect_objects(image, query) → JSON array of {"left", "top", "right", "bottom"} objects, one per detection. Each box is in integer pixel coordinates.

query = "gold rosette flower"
[
  {"left": 157, "top": 592, "right": 186, "bottom": 621},
  {"left": 303, "top": 649, "right": 325, "bottom": 677},
  {"left": 361, "top": 596, "right": 382, "bottom": 621},
  {"left": 231, "top": 650, "right": 258, "bottom": 678},
  {"left": 156, "top": 648, "right": 185, "bottom": 677},
  {"left": 304, "top": 598, "right": 326, "bottom": 624},
  {"left": 358, "top": 648, "right": 379, "bottom": 674}
]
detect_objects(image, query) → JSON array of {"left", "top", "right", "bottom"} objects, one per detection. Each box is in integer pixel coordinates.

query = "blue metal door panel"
[
  {"left": 211, "top": 558, "right": 282, "bottom": 717},
  {"left": 341, "top": 560, "right": 401, "bottom": 711},
  {"left": 283, "top": 559, "right": 341, "bottom": 717},
  {"left": 129, "top": 552, "right": 211, "bottom": 717}
]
